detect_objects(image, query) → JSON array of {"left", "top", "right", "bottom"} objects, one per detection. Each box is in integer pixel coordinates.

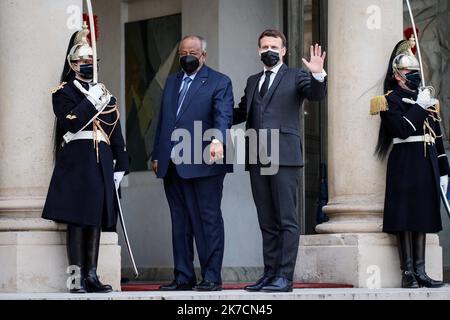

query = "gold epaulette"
[
  {"left": 370, "top": 91, "right": 392, "bottom": 115},
  {"left": 50, "top": 82, "right": 67, "bottom": 94}
]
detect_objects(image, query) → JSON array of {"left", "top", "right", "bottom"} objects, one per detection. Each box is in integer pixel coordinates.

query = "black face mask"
[
  {"left": 78, "top": 64, "right": 94, "bottom": 80},
  {"left": 405, "top": 71, "right": 421, "bottom": 91},
  {"left": 260, "top": 50, "right": 280, "bottom": 68},
  {"left": 180, "top": 55, "right": 200, "bottom": 75}
]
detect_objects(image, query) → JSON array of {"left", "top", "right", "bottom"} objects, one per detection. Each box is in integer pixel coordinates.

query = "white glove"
[
  {"left": 114, "top": 171, "right": 125, "bottom": 191},
  {"left": 86, "top": 83, "right": 112, "bottom": 110},
  {"left": 87, "top": 83, "right": 104, "bottom": 103},
  {"left": 99, "top": 91, "right": 112, "bottom": 109},
  {"left": 402, "top": 88, "right": 438, "bottom": 110},
  {"left": 441, "top": 175, "right": 448, "bottom": 195}
]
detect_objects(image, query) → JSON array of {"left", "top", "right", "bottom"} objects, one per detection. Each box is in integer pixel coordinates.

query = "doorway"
[{"left": 283, "top": 0, "right": 328, "bottom": 235}]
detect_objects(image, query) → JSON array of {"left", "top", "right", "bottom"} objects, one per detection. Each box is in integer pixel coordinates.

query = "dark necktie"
[
  {"left": 260, "top": 70, "right": 273, "bottom": 98},
  {"left": 177, "top": 77, "right": 193, "bottom": 116}
]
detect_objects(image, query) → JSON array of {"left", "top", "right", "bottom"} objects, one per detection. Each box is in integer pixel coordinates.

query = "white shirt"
[{"left": 258, "top": 63, "right": 327, "bottom": 91}]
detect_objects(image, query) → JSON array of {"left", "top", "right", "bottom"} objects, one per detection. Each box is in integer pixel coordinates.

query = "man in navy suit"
[{"left": 152, "top": 35, "right": 234, "bottom": 291}]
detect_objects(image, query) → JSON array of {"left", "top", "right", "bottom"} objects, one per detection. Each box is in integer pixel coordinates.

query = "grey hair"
[{"left": 179, "top": 35, "right": 207, "bottom": 53}]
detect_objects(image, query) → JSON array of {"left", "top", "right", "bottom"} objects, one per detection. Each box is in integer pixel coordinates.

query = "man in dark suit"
[
  {"left": 234, "top": 29, "right": 327, "bottom": 292},
  {"left": 152, "top": 35, "right": 234, "bottom": 292}
]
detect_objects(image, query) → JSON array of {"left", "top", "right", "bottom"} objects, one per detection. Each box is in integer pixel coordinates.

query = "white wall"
[{"left": 94, "top": 0, "right": 282, "bottom": 279}]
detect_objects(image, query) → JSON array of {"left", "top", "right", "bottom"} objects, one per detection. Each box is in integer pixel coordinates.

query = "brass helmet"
[
  {"left": 67, "top": 22, "right": 93, "bottom": 63},
  {"left": 392, "top": 54, "right": 420, "bottom": 73},
  {"left": 391, "top": 38, "right": 420, "bottom": 76}
]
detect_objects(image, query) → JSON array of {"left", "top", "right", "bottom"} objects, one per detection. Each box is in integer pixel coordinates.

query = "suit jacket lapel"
[
  {"left": 246, "top": 72, "right": 263, "bottom": 114},
  {"left": 262, "top": 64, "right": 288, "bottom": 110},
  {"left": 175, "top": 66, "right": 209, "bottom": 123}
]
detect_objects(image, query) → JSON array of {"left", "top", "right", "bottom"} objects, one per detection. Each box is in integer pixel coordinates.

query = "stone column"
[
  {"left": 0, "top": 0, "right": 120, "bottom": 293},
  {"left": 295, "top": 0, "right": 443, "bottom": 288}
]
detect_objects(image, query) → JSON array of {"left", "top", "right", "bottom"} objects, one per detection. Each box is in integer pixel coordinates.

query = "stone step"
[
  {"left": 1, "top": 287, "right": 450, "bottom": 300},
  {"left": 121, "top": 283, "right": 354, "bottom": 291}
]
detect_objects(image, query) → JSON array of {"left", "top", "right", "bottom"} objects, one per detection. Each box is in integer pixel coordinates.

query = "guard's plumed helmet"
[
  {"left": 391, "top": 38, "right": 420, "bottom": 76},
  {"left": 67, "top": 22, "right": 94, "bottom": 63},
  {"left": 392, "top": 54, "right": 420, "bottom": 73}
]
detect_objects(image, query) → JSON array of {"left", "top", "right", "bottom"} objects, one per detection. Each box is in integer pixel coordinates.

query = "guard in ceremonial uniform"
[
  {"left": 372, "top": 38, "right": 447, "bottom": 288},
  {"left": 42, "top": 22, "right": 129, "bottom": 293}
]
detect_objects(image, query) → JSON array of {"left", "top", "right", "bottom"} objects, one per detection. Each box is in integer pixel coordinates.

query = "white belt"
[
  {"left": 70, "top": 131, "right": 108, "bottom": 143},
  {"left": 393, "top": 135, "right": 435, "bottom": 145}
]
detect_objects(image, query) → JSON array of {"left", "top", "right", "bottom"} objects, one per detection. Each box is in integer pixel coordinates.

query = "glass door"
[{"left": 283, "top": 0, "right": 328, "bottom": 235}]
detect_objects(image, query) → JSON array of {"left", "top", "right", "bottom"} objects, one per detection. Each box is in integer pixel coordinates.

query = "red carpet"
[{"left": 122, "top": 283, "right": 353, "bottom": 292}]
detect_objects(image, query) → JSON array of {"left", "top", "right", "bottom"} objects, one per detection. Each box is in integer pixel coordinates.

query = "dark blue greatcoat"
[
  {"left": 42, "top": 80, "right": 129, "bottom": 228},
  {"left": 381, "top": 87, "right": 449, "bottom": 234}
]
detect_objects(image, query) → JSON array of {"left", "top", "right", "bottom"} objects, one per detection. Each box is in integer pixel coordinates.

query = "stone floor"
[{"left": 1, "top": 286, "right": 450, "bottom": 300}]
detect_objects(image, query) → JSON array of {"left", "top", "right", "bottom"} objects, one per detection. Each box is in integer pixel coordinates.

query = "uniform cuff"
[{"left": 312, "top": 70, "right": 327, "bottom": 83}]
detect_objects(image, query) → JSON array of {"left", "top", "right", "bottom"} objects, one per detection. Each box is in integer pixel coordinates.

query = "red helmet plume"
[
  {"left": 404, "top": 27, "right": 419, "bottom": 55},
  {"left": 83, "top": 13, "right": 99, "bottom": 44}
]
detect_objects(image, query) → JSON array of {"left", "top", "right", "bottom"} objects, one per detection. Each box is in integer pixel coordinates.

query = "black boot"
[
  {"left": 84, "top": 227, "right": 113, "bottom": 293},
  {"left": 67, "top": 224, "right": 87, "bottom": 294},
  {"left": 412, "top": 232, "right": 444, "bottom": 288},
  {"left": 397, "top": 231, "right": 419, "bottom": 289}
]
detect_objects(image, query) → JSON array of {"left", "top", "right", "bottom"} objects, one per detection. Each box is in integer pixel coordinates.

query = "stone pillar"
[
  {"left": 295, "top": 0, "right": 443, "bottom": 288},
  {"left": 0, "top": 0, "right": 120, "bottom": 293}
]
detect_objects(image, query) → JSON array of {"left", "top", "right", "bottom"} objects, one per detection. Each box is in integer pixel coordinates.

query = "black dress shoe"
[
  {"left": 414, "top": 262, "right": 444, "bottom": 288},
  {"left": 159, "top": 280, "right": 195, "bottom": 291},
  {"left": 193, "top": 280, "right": 222, "bottom": 292},
  {"left": 261, "top": 277, "right": 293, "bottom": 293},
  {"left": 83, "top": 228, "right": 113, "bottom": 293},
  {"left": 85, "top": 269, "right": 113, "bottom": 293},
  {"left": 70, "top": 287, "right": 87, "bottom": 294},
  {"left": 244, "top": 276, "right": 274, "bottom": 292},
  {"left": 410, "top": 233, "right": 445, "bottom": 288},
  {"left": 401, "top": 270, "right": 420, "bottom": 289},
  {"left": 397, "top": 232, "right": 420, "bottom": 289}
]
